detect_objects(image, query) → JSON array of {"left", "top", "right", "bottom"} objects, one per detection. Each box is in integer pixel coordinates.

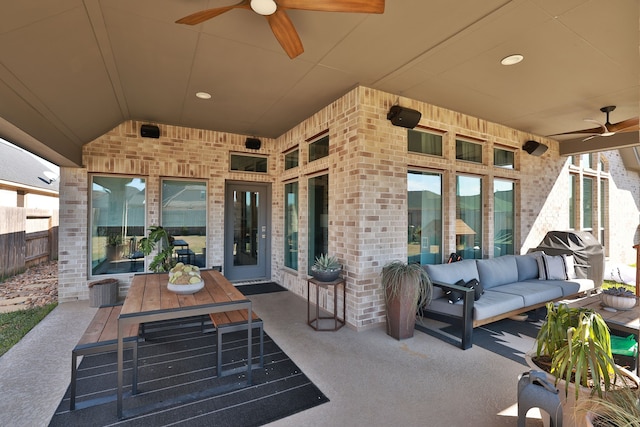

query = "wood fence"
[{"left": 0, "top": 206, "right": 59, "bottom": 280}]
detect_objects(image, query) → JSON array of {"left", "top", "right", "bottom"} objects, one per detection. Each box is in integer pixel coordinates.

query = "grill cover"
[{"left": 532, "top": 230, "right": 604, "bottom": 287}]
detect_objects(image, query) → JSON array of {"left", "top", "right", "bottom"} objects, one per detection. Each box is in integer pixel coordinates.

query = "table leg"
[
  {"left": 117, "top": 319, "right": 124, "bottom": 419},
  {"left": 247, "top": 303, "right": 252, "bottom": 385}
]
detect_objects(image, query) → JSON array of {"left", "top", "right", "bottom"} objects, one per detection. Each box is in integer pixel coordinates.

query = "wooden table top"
[
  {"left": 121, "top": 269, "right": 248, "bottom": 317},
  {"left": 568, "top": 293, "right": 639, "bottom": 332}
]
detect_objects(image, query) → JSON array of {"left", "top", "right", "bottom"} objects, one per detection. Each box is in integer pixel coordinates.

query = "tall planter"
[
  {"left": 385, "top": 276, "right": 420, "bottom": 339},
  {"left": 382, "top": 261, "right": 431, "bottom": 340}
]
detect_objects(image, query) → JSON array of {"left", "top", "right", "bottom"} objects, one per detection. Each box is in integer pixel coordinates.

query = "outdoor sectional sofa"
[{"left": 421, "top": 253, "right": 595, "bottom": 349}]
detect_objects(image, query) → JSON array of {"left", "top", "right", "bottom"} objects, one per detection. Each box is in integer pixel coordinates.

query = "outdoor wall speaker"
[
  {"left": 245, "top": 137, "right": 261, "bottom": 150},
  {"left": 140, "top": 124, "right": 160, "bottom": 139},
  {"left": 523, "top": 140, "right": 548, "bottom": 156},
  {"left": 387, "top": 105, "right": 422, "bottom": 129}
]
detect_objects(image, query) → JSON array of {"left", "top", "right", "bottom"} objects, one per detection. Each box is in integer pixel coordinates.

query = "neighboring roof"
[{"left": 0, "top": 139, "right": 59, "bottom": 193}]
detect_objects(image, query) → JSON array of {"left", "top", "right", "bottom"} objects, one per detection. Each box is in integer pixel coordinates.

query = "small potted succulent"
[
  {"left": 601, "top": 286, "right": 637, "bottom": 311},
  {"left": 311, "top": 254, "right": 342, "bottom": 282}
]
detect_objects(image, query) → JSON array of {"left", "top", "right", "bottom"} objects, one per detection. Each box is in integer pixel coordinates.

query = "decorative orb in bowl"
[
  {"left": 167, "top": 280, "right": 204, "bottom": 295},
  {"left": 601, "top": 293, "right": 636, "bottom": 310}
]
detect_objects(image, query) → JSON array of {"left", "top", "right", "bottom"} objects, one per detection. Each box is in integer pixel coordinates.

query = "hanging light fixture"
[{"left": 251, "top": 0, "right": 277, "bottom": 15}]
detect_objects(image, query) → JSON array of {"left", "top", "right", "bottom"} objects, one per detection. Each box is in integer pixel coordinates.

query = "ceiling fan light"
[{"left": 251, "top": 0, "right": 277, "bottom": 15}]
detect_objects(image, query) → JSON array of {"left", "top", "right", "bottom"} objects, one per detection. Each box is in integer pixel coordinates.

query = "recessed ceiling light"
[
  {"left": 501, "top": 54, "right": 524, "bottom": 66},
  {"left": 196, "top": 91, "right": 212, "bottom": 100}
]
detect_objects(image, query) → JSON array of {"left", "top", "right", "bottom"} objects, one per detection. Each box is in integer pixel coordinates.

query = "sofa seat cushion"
[
  {"left": 425, "top": 290, "right": 524, "bottom": 322},
  {"left": 523, "top": 278, "right": 594, "bottom": 296},
  {"left": 476, "top": 256, "right": 519, "bottom": 289},
  {"left": 489, "top": 282, "right": 563, "bottom": 306}
]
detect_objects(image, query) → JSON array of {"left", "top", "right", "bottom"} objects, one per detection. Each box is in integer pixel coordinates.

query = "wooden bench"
[
  {"left": 209, "top": 309, "right": 264, "bottom": 377},
  {"left": 70, "top": 304, "right": 139, "bottom": 410}
]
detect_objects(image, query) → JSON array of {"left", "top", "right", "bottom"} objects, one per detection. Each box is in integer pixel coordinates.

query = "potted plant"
[
  {"left": 139, "top": 226, "right": 176, "bottom": 272},
  {"left": 382, "top": 260, "right": 432, "bottom": 340},
  {"left": 601, "top": 286, "right": 638, "bottom": 310},
  {"left": 106, "top": 233, "right": 124, "bottom": 261},
  {"left": 311, "top": 253, "right": 342, "bottom": 282},
  {"left": 577, "top": 386, "right": 640, "bottom": 427},
  {"left": 529, "top": 302, "right": 639, "bottom": 400}
]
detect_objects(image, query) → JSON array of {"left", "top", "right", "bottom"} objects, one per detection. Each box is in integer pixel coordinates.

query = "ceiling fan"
[
  {"left": 175, "top": 0, "right": 385, "bottom": 59},
  {"left": 549, "top": 106, "right": 640, "bottom": 141}
]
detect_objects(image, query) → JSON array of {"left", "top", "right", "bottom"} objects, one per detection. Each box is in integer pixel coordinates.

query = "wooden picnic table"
[{"left": 116, "top": 269, "right": 253, "bottom": 419}]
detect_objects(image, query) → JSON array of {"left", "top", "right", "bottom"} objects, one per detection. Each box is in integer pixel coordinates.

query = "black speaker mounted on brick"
[
  {"left": 245, "top": 137, "right": 261, "bottom": 150},
  {"left": 140, "top": 124, "right": 160, "bottom": 139},
  {"left": 387, "top": 105, "right": 421, "bottom": 129},
  {"left": 523, "top": 140, "right": 548, "bottom": 156}
]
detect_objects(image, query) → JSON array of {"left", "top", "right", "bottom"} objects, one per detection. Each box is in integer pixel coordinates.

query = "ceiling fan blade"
[
  {"left": 609, "top": 117, "right": 639, "bottom": 133},
  {"left": 547, "top": 125, "right": 605, "bottom": 137},
  {"left": 277, "top": 0, "right": 385, "bottom": 14},
  {"left": 176, "top": 1, "right": 251, "bottom": 25},
  {"left": 267, "top": 10, "right": 304, "bottom": 59},
  {"left": 582, "top": 134, "right": 599, "bottom": 142}
]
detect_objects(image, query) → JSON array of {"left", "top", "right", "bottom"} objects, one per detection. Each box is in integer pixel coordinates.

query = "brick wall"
[{"left": 58, "top": 86, "right": 640, "bottom": 330}]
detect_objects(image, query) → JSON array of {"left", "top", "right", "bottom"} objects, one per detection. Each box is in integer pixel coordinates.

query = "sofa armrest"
[{"left": 426, "top": 280, "right": 474, "bottom": 350}]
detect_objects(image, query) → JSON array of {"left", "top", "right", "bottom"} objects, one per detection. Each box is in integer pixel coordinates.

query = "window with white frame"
[
  {"left": 90, "top": 175, "right": 146, "bottom": 276},
  {"left": 161, "top": 179, "right": 207, "bottom": 268}
]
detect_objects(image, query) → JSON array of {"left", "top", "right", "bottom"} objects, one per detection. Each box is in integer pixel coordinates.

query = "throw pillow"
[
  {"left": 465, "top": 278, "right": 484, "bottom": 301},
  {"left": 445, "top": 279, "right": 466, "bottom": 303},
  {"left": 564, "top": 254, "right": 578, "bottom": 279},
  {"left": 538, "top": 253, "right": 568, "bottom": 280}
]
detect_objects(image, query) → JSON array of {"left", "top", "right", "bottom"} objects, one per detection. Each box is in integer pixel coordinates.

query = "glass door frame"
[{"left": 223, "top": 181, "right": 271, "bottom": 282}]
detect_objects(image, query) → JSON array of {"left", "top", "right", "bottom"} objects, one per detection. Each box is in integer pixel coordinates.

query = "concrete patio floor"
[{"left": 0, "top": 290, "right": 544, "bottom": 427}]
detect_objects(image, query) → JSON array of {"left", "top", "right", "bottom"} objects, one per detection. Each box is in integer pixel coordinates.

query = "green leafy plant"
[
  {"left": 139, "top": 226, "right": 176, "bottom": 272},
  {"left": 534, "top": 302, "right": 624, "bottom": 399},
  {"left": 382, "top": 261, "right": 432, "bottom": 307},
  {"left": 312, "top": 254, "right": 341, "bottom": 271},
  {"left": 106, "top": 233, "right": 123, "bottom": 247},
  {"left": 577, "top": 386, "right": 640, "bottom": 427}
]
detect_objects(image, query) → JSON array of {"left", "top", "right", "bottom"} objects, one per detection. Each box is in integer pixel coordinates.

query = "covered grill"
[{"left": 532, "top": 230, "right": 605, "bottom": 287}]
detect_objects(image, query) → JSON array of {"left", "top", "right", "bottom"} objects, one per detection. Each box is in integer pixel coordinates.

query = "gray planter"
[{"left": 311, "top": 267, "right": 342, "bottom": 282}]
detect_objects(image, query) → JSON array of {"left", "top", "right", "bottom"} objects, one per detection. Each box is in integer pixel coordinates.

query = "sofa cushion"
[
  {"left": 537, "top": 253, "right": 568, "bottom": 280},
  {"left": 524, "top": 278, "right": 594, "bottom": 296},
  {"left": 515, "top": 254, "right": 539, "bottom": 281},
  {"left": 490, "top": 282, "right": 563, "bottom": 306},
  {"left": 425, "top": 291, "right": 524, "bottom": 321},
  {"left": 424, "top": 259, "right": 479, "bottom": 285},
  {"left": 476, "top": 256, "right": 518, "bottom": 289}
]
